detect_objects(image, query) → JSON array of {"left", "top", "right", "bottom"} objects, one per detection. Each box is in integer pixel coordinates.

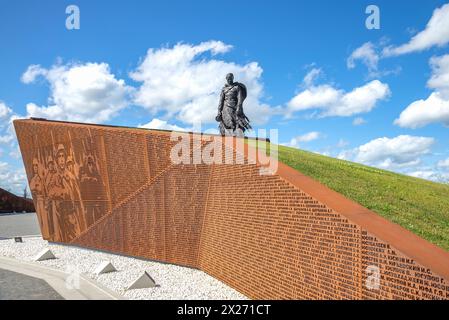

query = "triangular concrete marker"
[
  {"left": 34, "top": 248, "right": 56, "bottom": 261},
  {"left": 127, "top": 271, "right": 157, "bottom": 290},
  {"left": 94, "top": 261, "right": 117, "bottom": 275}
]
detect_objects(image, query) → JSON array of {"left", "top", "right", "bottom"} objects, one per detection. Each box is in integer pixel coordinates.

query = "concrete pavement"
[
  {"left": 0, "top": 212, "right": 41, "bottom": 238},
  {"left": 0, "top": 256, "right": 125, "bottom": 300},
  {"left": 0, "top": 268, "right": 64, "bottom": 300}
]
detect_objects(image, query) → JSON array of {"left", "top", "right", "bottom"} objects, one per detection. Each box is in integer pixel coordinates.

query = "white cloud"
[
  {"left": 408, "top": 170, "right": 449, "bottom": 183},
  {"left": 139, "top": 118, "right": 189, "bottom": 132},
  {"left": 337, "top": 149, "right": 355, "bottom": 160},
  {"left": 383, "top": 3, "right": 449, "bottom": 56},
  {"left": 406, "top": 156, "right": 449, "bottom": 183},
  {"left": 438, "top": 157, "right": 449, "bottom": 168},
  {"left": 302, "top": 68, "right": 322, "bottom": 87},
  {"left": 295, "top": 131, "right": 321, "bottom": 142},
  {"left": 0, "top": 135, "right": 14, "bottom": 144},
  {"left": 21, "top": 64, "right": 47, "bottom": 84},
  {"left": 340, "top": 135, "right": 434, "bottom": 170},
  {"left": 0, "top": 102, "right": 20, "bottom": 146},
  {"left": 395, "top": 54, "right": 449, "bottom": 128},
  {"left": 347, "top": 42, "right": 379, "bottom": 73},
  {"left": 287, "top": 78, "right": 390, "bottom": 117},
  {"left": 22, "top": 41, "right": 277, "bottom": 129},
  {"left": 23, "top": 62, "right": 133, "bottom": 123},
  {"left": 0, "top": 103, "right": 27, "bottom": 194},
  {"left": 287, "top": 84, "right": 340, "bottom": 113},
  {"left": 352, "top": 117, "right": 366, "bottom": 126},
  {"left": 336, "top": 139, "right": 349, "bottom": 148},
  {"left": 0, "top": 162, "right": 27, "bottom": 195},
  {"left": 316, "top": 151, "right": 330, "bottom": 157},
  {"left": 130, "top": 41, "right": 275, "bottom": 126},
  {"left": 395, "top": 92, "right": 449, "bottom": 128},
  {"left": 347, "top": 41, "right": 402, "bottom": 79},
  {"left": 284, "top": 131, "right": 322, "bottom": 148},
  {"left": 8, "top": 145, "right": 21, "bottom": 159},
  {"left": 427, "top": 54, "right": 449, "bottom": 98},
  {"left": 0, "top": 102, "right": 13, "bottom": 124},
  {"left": 408, "top": 170, "right": 439, "bottom": 180}
]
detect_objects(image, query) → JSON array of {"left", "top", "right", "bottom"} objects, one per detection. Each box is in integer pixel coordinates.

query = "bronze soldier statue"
[{"left": 216, "top": 73, "right": 251, "bottom": 136}]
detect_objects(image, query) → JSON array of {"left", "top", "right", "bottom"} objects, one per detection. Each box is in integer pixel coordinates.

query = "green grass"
[{"left": 248, "top": 141, "right": 449, "bottom": 251}]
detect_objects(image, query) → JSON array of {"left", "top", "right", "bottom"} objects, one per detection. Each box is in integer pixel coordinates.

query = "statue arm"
[
  {"left": 217, "top": 90, "right": 224, "bottom": 115},
  {"left": 236, "top": 85, "right": 243, "bottom": 116}
]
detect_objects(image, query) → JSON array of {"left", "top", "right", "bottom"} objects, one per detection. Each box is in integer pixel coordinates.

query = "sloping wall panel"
[{"left": 14, "top": 119, "right": 449, "bottom": 300}]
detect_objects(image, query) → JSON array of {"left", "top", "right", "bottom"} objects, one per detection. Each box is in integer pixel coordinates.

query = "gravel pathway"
[{"left": 0, "top": 237, "right": 247, "bottom": 300}]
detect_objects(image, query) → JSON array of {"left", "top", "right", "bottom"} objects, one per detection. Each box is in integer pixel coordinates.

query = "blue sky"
[{"left": 1, "top": 0, "right": 449, "bottom": 194}]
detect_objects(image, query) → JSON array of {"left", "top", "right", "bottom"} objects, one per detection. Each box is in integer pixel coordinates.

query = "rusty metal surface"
[{"left": 13, "top": 119, "right": 449, "bottom": 300}]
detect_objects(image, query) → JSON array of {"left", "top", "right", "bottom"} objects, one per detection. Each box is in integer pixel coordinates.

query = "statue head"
[{"left": 226, "top": 73, "right": 234, "bottom": 85}]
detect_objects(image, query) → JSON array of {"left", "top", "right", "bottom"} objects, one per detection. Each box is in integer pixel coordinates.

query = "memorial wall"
[{"left": 14, "top": 119, "right": 449, "bottom": 299}]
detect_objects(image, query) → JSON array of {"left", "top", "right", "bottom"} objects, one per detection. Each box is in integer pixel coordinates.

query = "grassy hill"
[{"left": 249, "top": 141, "right": 449, "bottom": 251}]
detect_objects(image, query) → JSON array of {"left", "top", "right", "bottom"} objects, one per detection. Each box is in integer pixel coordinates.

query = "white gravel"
[{"left": 0, "top": 237, "right": 247, "bottom": 300}]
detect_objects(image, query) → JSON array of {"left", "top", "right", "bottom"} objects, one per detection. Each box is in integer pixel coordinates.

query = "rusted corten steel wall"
[{"left": 14, "top": 119, "right": 449, "bottom": 300}]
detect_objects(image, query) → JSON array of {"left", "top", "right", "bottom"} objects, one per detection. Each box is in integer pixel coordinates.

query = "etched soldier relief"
[
  {"left": 79, "top": 152, "right": 107, "bottom": 226},
  {"left": 29, "top": 157, "right": 48, "bottom": 236},
  {"left": 216, "top": 73, "right": 252, "bottom": 137},
  {"left": 27, "top": 130, "right": 108, "bottom": 242}
]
